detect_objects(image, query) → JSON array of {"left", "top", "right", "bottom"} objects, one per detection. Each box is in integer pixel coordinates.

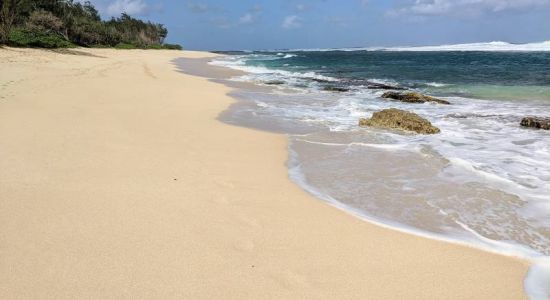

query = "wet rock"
[
  {"left": 264, "top": 80, "right": 285, "bottom": 85},
  {"left": 520, "top": 117, "right": 550, "bottom": 130},
  {"left": 359, "top": 108, "right": 441, "bottom": 134},
  {"left": 310, "top": 78, "right": 333, "bottom": 83},
  {"left": 446, "top": 113, "right": 497, "bottom": 119},
  {"left": 344, "top": 79, "right": 405, "bottom": 90},
  {"left": 323, "top": 86, "right": 350, "bottom": 92},
  {"left": 366, "top": 82, "right": 405, "bottom": 90},
  {"left": 382, "top": 91, "right": 451, "bottom": 105}
]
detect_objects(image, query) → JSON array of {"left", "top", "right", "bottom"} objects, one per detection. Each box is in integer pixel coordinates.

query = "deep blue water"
[
  {"left": 223, "top": 50, "right": 550, "bottom": 101},
  {"left": 258, "top": 51, "right": 550, "bottom": 84}
]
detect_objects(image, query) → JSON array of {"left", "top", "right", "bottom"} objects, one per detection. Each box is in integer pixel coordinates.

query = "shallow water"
[{"left": 223, "top": 86, "right": 550, "bottom": 255}]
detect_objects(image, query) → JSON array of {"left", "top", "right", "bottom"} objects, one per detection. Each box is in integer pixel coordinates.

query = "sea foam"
[{"left": 277, "top": 40, "right": 550, "bottom": 52}]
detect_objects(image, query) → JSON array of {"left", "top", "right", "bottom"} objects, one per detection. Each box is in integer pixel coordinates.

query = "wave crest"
[{"left": 282, "top": 41, "right": 550, "bottom": 52}]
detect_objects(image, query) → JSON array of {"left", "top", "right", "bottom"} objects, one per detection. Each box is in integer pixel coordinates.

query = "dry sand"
[{"left": 0, "top": 47, "right": 530, "bottom": 299}]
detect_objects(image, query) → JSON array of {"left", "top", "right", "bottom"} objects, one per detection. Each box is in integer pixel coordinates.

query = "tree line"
[{"left": 0, "top": 0, "right": 181, "bottom": 49}]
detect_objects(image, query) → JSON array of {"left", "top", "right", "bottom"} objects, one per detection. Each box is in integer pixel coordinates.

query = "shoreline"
[
  {"left": 0, "top": 47, "right": 531, "bottom": 299},
  {"left": 178, "top": 55, "right": 550, "bottom": 299}
]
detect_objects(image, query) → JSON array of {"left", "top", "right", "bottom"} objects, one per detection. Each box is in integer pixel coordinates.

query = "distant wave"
[
  {"left": 209, "top": 56, "right": 338, "bottom": 82},
  {"left": 383, "top": 41, "right": 550, "bottom": 52},
  {"left": 283, "top": 41, "right": 550, "bottom": 52}
]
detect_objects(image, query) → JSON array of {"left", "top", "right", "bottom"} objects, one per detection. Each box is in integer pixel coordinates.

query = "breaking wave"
[{"left": 280, "top": 41, "right": 550, "bottom": 52}]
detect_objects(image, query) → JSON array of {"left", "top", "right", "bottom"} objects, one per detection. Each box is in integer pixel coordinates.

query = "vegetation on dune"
[{"left": 0, "top": 0, "right": 182, "bottom": 49}]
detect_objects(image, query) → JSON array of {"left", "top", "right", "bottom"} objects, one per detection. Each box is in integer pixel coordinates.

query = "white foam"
[
  {"left": 209, "top": 56, "right": 338, "bottom": 83},
  {"left": 385, "top": 41, "right": 550, "bottom": 52},
  {"left": 366, "top": 78, "right": 400, "bottom": 86},
  {"left": 255, "top": 101, "right": 273, "bottom": 108},
  {"left": 294, "top": 138, "right": 415, "bottom": 151},
  {"left": 447, "top": 157, "right": 523, "bottom": 188},
  {"left": 276, "top": 40, "right": 550, "bottom": 52},
  {"left": 526, "top": 257, "right": 550, "bottom": 300},
  {"left": 287, "top": 143, "right": 550, "bottom": 299},
  {"left": 426, "top": 82, "right": 449, "bottom": 87}
]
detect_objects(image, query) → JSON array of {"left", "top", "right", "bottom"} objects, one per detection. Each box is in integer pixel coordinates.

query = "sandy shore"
[{"left": 0, "top": 47, "right": 530, "bottom": 299}]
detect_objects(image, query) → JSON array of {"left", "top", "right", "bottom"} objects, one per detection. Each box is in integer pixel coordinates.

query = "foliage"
[
  {"left": 114, "top": 42, "right": 184, "bottom": 50},
  {"left": 114, "top": 42, "right": 135, "bottom": 49},
  {"left": 159, "top": 43, "right": 182, "bottom": 50},
  {"left": 0, "top": 0, "right": 181, "bottom": 49},
  {"left": 8, "top": 28, "right": 73, "bottom": 48},
  {"left": 26, "top": 9, "right": 63, "bottom": 34},
  {"left": 0, "top": 0, "right": 22, "bottom": 43},
  {"left": 106, "top": 13, "right": 167, "bottom": 47}
]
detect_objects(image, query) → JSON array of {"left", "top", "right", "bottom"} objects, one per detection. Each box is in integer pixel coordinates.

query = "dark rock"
[
  {"left": 310, "top": 78, "right": 333, "bottom": 83},
  {"left": 343, "top": 79, "right": 405, "bottom": 90},
  {"left": 264, "top": 80, "right": 285, "bottom": 85},
  {"left": 359, "top": 108, "right": 440, "bottom": 134},
  {"left": 382, "top": 91, "right": 451, "bottom": 105},
  {"left": 520, "top": 117, "right": 550, "bottom": 130},
  {"left": 323, "top": 86, "right": 350, "bottom": 92},
  {"left": 446, "top": 113, "right": 499, "bottom": 119},
  {"left": 366, "top": 82, "right": 406, "bottom": 90}
]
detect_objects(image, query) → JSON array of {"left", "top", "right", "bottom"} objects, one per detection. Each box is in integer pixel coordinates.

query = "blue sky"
[{"left": 85, "top": 0, "right": 550, "bottom": 50}]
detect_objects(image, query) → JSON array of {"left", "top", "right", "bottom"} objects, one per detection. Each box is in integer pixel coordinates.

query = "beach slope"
[{"left": 0, "top": 48, "right": 529, "bottom": 299}]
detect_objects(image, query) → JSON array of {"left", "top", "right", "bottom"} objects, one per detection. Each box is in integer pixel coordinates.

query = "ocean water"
[{"left": 207, "top": 41, "right": 550, "bottom": 298}]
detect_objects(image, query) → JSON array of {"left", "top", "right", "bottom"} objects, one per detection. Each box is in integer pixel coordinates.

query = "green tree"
[
  {"left": 0, "top": 0, "right": 22, "bottom": 43},
  {"left": 26, "top": 9, "right": 64, "bottom": 35},
  {"left": 1, "top": 0, "right": 180, "bottom": 49}
]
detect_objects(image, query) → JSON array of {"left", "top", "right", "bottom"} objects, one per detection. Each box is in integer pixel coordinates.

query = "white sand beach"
[{"left": 0, "top": 47, "right": 530, "bottom": 299}]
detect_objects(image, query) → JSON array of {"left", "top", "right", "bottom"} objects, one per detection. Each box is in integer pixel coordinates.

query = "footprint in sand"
[{"left": 142, "top": 63, "right": 157, "bottom": 79}]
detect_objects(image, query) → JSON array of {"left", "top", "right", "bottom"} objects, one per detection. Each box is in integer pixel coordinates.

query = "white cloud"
[
  {"left": 239, "top": 5, "right": 262, "bottom": 25},
  {"left": 282, "top": 15, "right": 302, "bottom": 29},
  {"left": 107, "top": 0, "right": 148, "bottom": 16},
  {"left": 389, "top": 0, "right": 550, "bottom": 17},
  {"left": 239, "top": 13, "right": 254, "bottom": 24}
]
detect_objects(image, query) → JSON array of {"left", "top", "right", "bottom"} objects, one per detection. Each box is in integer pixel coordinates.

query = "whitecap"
[{"left": 273, "top": 40, "right": 550, "bottom": 52}]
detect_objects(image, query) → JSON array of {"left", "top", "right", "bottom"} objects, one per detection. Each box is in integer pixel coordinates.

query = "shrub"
[
  {"left": 114, "top": 43, "right": 182, "bottom": 50},
  {"left": 26, "top": 10, "right": 64, "bottom": 35},
  {"left": 114, "top": 42, "right": 137, "bottom": 49},
  {"left": 161, "top": 43, "right": 182, "bottom": 50},
  {"left": 71, "top": 21, "right": 104, "bottom": 46},
  {"left": 90, "top": 44, "right": 111, "bottom": 48},
  {"left": 8, "top": 28, "right": 73, "bottom": 48},
  {"left": 144, "top": 43, "right": 162, "bottom": 49}
]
